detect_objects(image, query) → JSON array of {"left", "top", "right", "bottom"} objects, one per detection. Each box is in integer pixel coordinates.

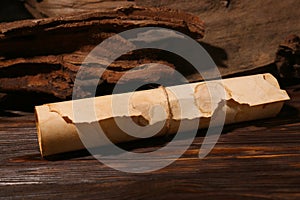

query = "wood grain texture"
[
  {"left": 0, "top": 84, "right": 300, "bottom": 199},
  {"left": 24, "top": 0, "right": 136, "bottom": 18}
]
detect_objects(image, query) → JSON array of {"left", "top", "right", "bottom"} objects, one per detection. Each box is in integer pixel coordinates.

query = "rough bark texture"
[
  {"left": 24, "top": 0, "right": 300, "bottom": 77},
  {"left": 0, "top": 6, "right": 204, "bottom": 100}
]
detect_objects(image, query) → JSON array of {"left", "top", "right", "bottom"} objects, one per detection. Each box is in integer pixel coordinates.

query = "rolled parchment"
[{"left": 35, "top": 73, "right": 290, "bottom": 156}]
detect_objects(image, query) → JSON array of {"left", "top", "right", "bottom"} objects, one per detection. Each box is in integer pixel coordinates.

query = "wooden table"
[{"left": 1, "top": 84, "right": 300, "bottom": 199}]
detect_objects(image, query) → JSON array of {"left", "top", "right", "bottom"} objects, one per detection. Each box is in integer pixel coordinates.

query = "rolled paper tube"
[{"left": 35, "top": 73, "right": 290, "bottom": 156}]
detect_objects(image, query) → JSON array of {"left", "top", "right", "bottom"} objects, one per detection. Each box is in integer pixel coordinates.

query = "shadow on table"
[{"left": 222, "top": 103, "right": 300, "bottom": 134}]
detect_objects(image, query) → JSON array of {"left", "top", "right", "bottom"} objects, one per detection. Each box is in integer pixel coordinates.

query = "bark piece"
[
  {"left": 35, "top": 73, "right": 290, "bottom": 156},
  {"left": 275, "top": 34, "right": 300, "bottom": 79},
  {"left": 0, "top": 6, "right": 204, "bottom": 99}
]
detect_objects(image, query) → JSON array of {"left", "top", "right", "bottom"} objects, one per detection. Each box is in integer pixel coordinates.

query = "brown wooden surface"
[{"left": 0, "top": 83, "right": 300, "bottom": 199}]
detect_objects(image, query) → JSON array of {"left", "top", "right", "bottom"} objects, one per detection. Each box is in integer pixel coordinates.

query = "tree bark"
[{"left": 0, "top": 6, "right": 204, "bottom": 100}]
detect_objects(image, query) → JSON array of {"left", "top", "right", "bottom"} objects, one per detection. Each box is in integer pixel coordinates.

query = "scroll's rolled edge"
[
  {"left": 34, "top": 106, "right": 44, "bottom": 157},
  {"left": 35, "top": 104, "right": 85, "bottom": 157},
  {"left": 165, "top": 73, "right": 290, "bottom": 131},
  {"left": 223, "top": 73, "right": 290, "bottom": 106},
  {"left": 35, "top": 87, "right": 170, "bottom": 157}
]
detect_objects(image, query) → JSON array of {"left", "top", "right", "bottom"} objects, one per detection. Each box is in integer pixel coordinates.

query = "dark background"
[{"left": 0, "top": 0, "right": 33, "bottom": 22}]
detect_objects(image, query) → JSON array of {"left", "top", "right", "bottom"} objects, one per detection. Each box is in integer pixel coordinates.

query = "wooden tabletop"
[{"left": 1, "top": 84, "right": 300, "bottom": 200}]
